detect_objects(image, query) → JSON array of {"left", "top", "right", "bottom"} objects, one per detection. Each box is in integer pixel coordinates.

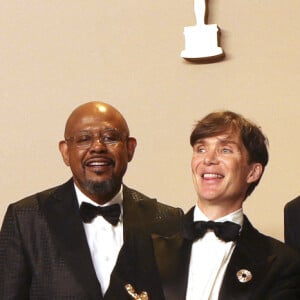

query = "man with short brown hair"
[{"left": 119, "top": 110, "right": 300, "bottom": 299}]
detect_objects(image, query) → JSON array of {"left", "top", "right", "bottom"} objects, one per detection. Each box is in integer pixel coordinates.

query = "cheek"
[
  {"left": 68, "top": 151, "right": 85, "bottom": 169},
  {"left": 191, "top": 157, "right": 201, "bottom": 173},
  {"left": 112, "top": 146, "right": 129, "bottom": 163},
  {"left": 230, "top": 164, "right": 250, "bottom": 185}
]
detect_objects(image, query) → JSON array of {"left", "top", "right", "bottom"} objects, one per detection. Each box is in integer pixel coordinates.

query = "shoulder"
[
  {"left": 123, "top": 185, "right": 169, "bottom": 207},
  {"left": 284, "top": 195, "right": 300, "bottom": 214},
  {"left": 148, "top": 200, "right": 183, "bottom": 216},
  {"left": 237, "top": 216, "right": 300, "bottom": 295},
  {"left": 258, "top": 235, "right": 300, "bottom": 295},
  {"left": 123, "top": 185, "right": 182, "bottom": 213},
  {"left": 263, "top": 234, "right": 300, "bottom": 262},
  {"left": 227, "top": 219, "right": 300, "bottom": 298},
  {"left": 123, "top": 185, "right": 155, "bottom": 202},
  {"left": 123, "top": 185, "right": 183, "bottom": 235},
  {"left": 5, "top": 188, "right": 56, "bottom": 216},
  {"left": 242, "top": 216, "right": 300, "bottom": 261},
  {"left": 4, "top": 180, "right": 72, "bottom": 213},
  {"left": 0, "top": 181, "right": 74, "bottom": 238}
]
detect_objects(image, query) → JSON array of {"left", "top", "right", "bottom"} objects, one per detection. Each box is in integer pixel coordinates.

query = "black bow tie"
[
  {"left": 79, "top": 202, "right": 121, "bottom": 226},
  {"left": 192, "top": 220, "right": 241, "bottom": 242}
]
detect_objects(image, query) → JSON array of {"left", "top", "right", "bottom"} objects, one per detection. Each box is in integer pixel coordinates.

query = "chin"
[{"left": 84, "top": 178, "right": 120, "bottom": 196}]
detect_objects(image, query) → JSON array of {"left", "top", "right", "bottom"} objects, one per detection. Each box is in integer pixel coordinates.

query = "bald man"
[{"left": 0, "top": 101, "right": 183, "bottom": 300}]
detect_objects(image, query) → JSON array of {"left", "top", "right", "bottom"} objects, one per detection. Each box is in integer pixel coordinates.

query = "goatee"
[{"left": 84, "top": 179, "right": 120, "bottom": 197}]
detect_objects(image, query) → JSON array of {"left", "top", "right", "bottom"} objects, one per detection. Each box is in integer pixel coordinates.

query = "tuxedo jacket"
[
  {"left": 117, "top": 207, "right": 300, "bottom": 300},
  {"left": 284, "top": 195, "right": 300, "bottom": 252},
  {"left": 0, "top": 179, "right": 183, "bottom": 300}
]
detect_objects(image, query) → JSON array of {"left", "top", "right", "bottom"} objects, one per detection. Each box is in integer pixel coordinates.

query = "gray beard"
[{"left": 84, "top": 179, "right": 120, "bottom": 197}]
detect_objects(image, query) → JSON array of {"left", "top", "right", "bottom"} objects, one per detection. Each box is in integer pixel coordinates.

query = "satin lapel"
[
  {"left": 104, "top": 262, "right": 133, "bottom": 300},
  {"left": 151, "top": 208, "right": 195, "bottom": 300},
  {"left": 152, "top": 233, "right": 192, "bottom": 300},
  {"left": 105, "top": 186, "right": 154, "bottom": 298},
  {"left": 108, "top": 232, "right": 164, "bottom": 300},
  {"left": 219, "top": 216, "right": 276, "bottom": 300},
  {"left": 41, "top": 179, "right": 103, "bottom": 300}
]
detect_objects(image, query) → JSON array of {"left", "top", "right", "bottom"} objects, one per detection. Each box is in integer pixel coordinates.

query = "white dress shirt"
[
  {"left": 75, "top": 184, "right": 123, "bottom": 295},
  {"left": 186, "top": 206, "right": 243, "bottom": 300}
]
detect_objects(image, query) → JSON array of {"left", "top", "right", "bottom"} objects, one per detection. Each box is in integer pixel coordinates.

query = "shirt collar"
[{"left": 194, "top": 206, "right": 243, "bottom": 227}]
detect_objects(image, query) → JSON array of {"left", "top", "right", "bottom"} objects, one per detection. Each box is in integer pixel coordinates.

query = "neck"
[
  {"left": 87, "top": 187, "right": 121, "bottom": 205},
  {"left": 89, "top": 194, "right": 115, "bottom": 205},
  {"left": 196, "top": 200, "right": 243, "bottom": 220}
]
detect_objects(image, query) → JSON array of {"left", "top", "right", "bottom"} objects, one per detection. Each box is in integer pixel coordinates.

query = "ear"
[
  {"left": 59, "top": 140, "right": 71, "bottom": 166},
  {"left": 126, "top": 137, "right": 137, "bottom": 162},
  {"left": 247, "top": 163, "right": 263, "bottom": 184}
]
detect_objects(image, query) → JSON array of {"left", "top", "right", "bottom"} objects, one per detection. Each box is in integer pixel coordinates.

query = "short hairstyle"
[{"left": 190, "top": 110, "right": 269, "bottom": 197}]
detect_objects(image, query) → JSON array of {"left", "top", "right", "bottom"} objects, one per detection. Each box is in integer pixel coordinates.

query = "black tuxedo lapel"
[
  {"left": 219, "top": 216, "right": 276, "bottom": 300},
  {"left": 41, "top": 179, "right": 103, "bottom": 299},
  {"left": 108, "top": 185, "right": 183, "bottom": 299},
  {"left": 106, "top": 234, "right": 161, "bottom": 300},
  {"left": 152, "top": 207, "right": 195, "bottom": 300},
  {"left": 152, "top": 233, "right": 191, "bottom": 300},
  {"left": 106, "top": 185, "right": 159, "bottom": 298}
]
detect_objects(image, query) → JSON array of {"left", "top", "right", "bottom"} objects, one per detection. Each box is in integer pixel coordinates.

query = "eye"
[
  {"left": 221, "top": 147, "right": 233, "bottom": 154},
  {"left": 102, "top": 131, "right": 121, "bottom": 144},
  {"left": 76, "top": 134, "right": 92, "bottom": 144},
  {"left": 194, "top": 145, "right": 206, "bottom": 153}
]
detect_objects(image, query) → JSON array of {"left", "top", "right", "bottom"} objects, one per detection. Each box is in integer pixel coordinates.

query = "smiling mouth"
[
  {"left": 85, "top": 158, "right": 114, "bottom": 169},
  {"left": 202, "top": 173, "right": 224, "bottom": 179},
  {"left": 87, "top": 161, "right": 111, "bottom": 167}
]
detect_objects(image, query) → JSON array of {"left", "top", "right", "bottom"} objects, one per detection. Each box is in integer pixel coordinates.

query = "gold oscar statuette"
[{"left": 125, "top": 284, "right": 149, "bottom": 300}]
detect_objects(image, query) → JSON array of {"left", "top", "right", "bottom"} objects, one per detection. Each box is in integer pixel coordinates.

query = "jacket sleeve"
[{"left": 0, "top": 205, "right": 31, "bottom": 299}]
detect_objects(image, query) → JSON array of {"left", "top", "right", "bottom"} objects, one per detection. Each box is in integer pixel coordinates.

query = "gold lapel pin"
[
  {"left": 236, "top": 269, "right": 252, "bottom": 283},
  {"left": 125, "top": 284, "right": 149, "bottom": 300}
]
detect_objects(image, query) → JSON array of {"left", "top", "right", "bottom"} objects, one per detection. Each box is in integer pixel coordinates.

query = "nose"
[
  {"left": 89, "top": 136, "right": 107, "bottom": 152},
  {"left": 203, "top": 149, "right": 218, "bottom": 165}
]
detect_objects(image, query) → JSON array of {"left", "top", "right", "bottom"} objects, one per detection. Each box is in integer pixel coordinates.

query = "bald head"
[
  {"left": 59, "top": 101, "right": 137, "bottom": 204},
  {"left": 64, "top": 101, "right": 130, "bottom": 139}
]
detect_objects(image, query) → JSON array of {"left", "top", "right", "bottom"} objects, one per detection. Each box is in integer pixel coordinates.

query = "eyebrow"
[
  {"left": 217, "top": 138, "right": 239, "bottom": 145},
  {"left": 194, "top": 137, "right": 241, "bottom": 149},
  {"left": 195, "top": 136, "right": 237, "bottom": 143},
  {"left": 76, "top": 127, "right": 119, "bottom": 133}
]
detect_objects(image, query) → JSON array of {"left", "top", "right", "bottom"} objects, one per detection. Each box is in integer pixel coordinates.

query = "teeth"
[
  {"left": 88, "top": 162, "right": 109, "bottom": 166},
  {"left": 203, "top": 173, "right": 223, "bottom": 178}
]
